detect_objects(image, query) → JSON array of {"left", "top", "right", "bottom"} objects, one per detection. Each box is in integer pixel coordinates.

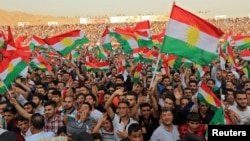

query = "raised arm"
[{"left": 105, "top": 88, "right": 124, "bottom": 119}]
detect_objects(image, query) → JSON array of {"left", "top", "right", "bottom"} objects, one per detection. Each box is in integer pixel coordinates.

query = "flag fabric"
[
  {"left": 0, "top": 57, "right": 28, "bottom": 94},
  {"left": 233, "top": 35, "right": 250, "bottom": 50},
  {"left": 221, "top": 31, "right": 232, "bottom": 52},
  {"left": 226, "top": 45, "right": 235, "bottom": 65},
  {"left": 197, "top": 82, "right": 222, "bottom": 110},
  {"left": 196, "top": 64, "right": 209, "bottom": 80},
  {"left": 29, "top": 36, "right": 48, "bottom": 52},
  {"left": 101, "top": 27, "right": 112, "bottom": 51},
  {"left": 240, "top": 50, "right": 250, "bottom": 61},
  {"left": 161, "top": 4, "right": 224, "bottom": 66},
  {"left": 43, "top": 30, "right": 89, "bottom": 56},
  {"left": 242, "top": 66, "right": 250, "bottom": 79},
  {"left": 113, "top": 28, "right": 139, "bottom": 53},
  {"left": 84, "top": 61, "right": 109, "bottom": 72},
  {"left": 30, "top": 56, "right": 52, "bottom": 72},
  {"left": 133, "top": 63, "right": 143, "bottom": 83},
  {"left": 96, "top": 45, "right": 108, "bottom": 60},
  {"left": 152, "top": 28, "right": 165, "bottom": 48},
  {"left": 0, "top": 33, "right": 6, "bottom": 48}
]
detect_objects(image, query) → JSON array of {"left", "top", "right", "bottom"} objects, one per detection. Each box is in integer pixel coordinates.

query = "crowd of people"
[{"left": 0, "top": 17, "right": 250, "bottom": 141}]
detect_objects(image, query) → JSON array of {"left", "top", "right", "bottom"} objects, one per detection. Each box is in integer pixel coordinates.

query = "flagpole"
[
  {"left": 150, "top": 1, "right": 175, "bottom": 88},
  {"left": 150, "top": 52, "right": 161, "bottom": 88},
  {"left": 1, "top": 80, "right": 11, "bottom": 96}
]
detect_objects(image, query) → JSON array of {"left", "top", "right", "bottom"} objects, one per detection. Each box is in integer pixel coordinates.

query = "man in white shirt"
[
  {"left": 25, "top": 113, "right": 55, "bottom": 141},
  {"left": 229, "top": 91, "right": 250, "bottom": 125}
]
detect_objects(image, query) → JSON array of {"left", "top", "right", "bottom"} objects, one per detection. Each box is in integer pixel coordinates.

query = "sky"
[{"left": 0, "top": 0, "right": 250, "bottom": 18}]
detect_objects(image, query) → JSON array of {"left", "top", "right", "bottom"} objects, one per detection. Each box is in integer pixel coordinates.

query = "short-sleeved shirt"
[
  {"left": 44, "top": 114, "right": 64, "bottom": 133},
  {"left": 112, "top": 114, "right": 138, "bottom": 141},
  {"left": 25, "top": 131, "right": 55, "bottom": 141},
  {"left": 229, "top": 105, "right": 250, "bottom": 125},
  {"left": 150, "top": 124, "right": 180, "bottom": 141}
]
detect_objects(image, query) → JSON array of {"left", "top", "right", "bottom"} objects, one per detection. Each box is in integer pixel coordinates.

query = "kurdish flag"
[
  {"left": 240, "top": 50, "right": 250, "bottom": 61},
  {"left": 101, "top": 27, "right": 112, "bottom": 51},
  {"left": 96, "top": 45, "right": 108, "bottom": 60},
  {"left": 197, "top": 82, "right": 222, "bottom": 110},
  {"left": 29, "top": 36, "right": 48, "bottom": 52},
  {"left": 84, "top": 61, "right": 109, "bottom": 72},
  {"left": 44, "top": 30, "right": 89, "bottom": 56},
  {"left": 30, "top": 56, "right": 52, "bottom": 72},
  {"left": 0, "top": 57, "right": 28, "bottom": 94},
  {"left": 0, "top": 32, "right": 5, "bottom": 48},
  {"left": 161, "top": 4, "right": 224, "bottom": 66},
  {"left": 242, "top": 66, "right": 250, "bottom": 79},
  {"left": 233, "top": 35, "right": 250, "bottom": 50},
  {"left": 133, "top": 63, "right": 143, "bottom": 83},
  {"left": 114, "top": 28, "right": 139, "bottom": 53}
]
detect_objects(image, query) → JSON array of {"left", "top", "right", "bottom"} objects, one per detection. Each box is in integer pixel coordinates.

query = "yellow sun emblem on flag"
[
  {"left": 61, "top": 37, "right": 74, "bottom": 47},
  {"left": 8, "top": 63, "right": 14, "bottom": 72},
  {"left": 185, "top": 26, "right": 200, "bottom": 47},
  {"left": 122, "top": 34, "right": 131, "bottom": 40},
  {"left": 243, "top": 37, "right": 250, "bottom": 44},
  {"left": 0, "top": 81, "right": 3, "bottom": 87}
]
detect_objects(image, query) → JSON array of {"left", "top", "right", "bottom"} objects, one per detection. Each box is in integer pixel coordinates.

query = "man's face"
[
  {"left": 32, "top": 97, "right": 41, "bottom": 107},
  {"left": 37, "top": 88, "right": 45, "bottom": 95},
  {"left": 116, "top": 78, "right": 123, "bottom": 85},
  {"left": 52, "top": 95, "right": 61, "bottom": 104},
  {"left": 64, "top": 97, "right": 74, "bottom": 110},
  {"left": 103, "top": 94, "right": 111, "bottom": 104},
  {"left": 206, "top": 81, "right": 215, "bottom": 89},
  {"left": 44, "top": 105, "right": 55, "bottom": 119},
  {"left": 57, "top": 83, "right": 65, "bottom": 91},
  {"left": 126, "top": 95, "right": 136, "bottom": 108},
  {"left": 133, "top": 84, "right": 142, "bottom": 94},
  {"left": 188, "top": 82, "right": 198, "bottom": 94},
  {"left": 187, "top": 121, "right": 200, "bottom": 133},
  {"left": 160, "top": 111, "right": 173, "bottom": 126},
  {"left": 235, "top": 93, "right": 248, "bottom": 108},
  {"left": 140, "top": 106, "right": 151, "bottom": 119},
  {"left": 80, "top": 87, "right": 88, "bottom": 95},
  {"left": 24, "top": 104, "right": 34, "bottom": 114},
  {"left": 62, "top": 74, "right": 70, "bottom": 82},
  {"left": 128, "top": 129, "right": 144, "bottom": 141},
  {"left": 117, "top": 103, "right": 129, "bottom": 117},
  {"left": 3, "top": 112, "right": 15, "bottom": 123},
  {"left": 183, "top": 89, "right": 192, "bottom": 99},
  {"left": 164, "top": 98, "right": 174, "bottom": 109},
  {"left": 17, "top": 120, "right": 29, "bottom": 133},
  {"left": 85, "top": 96, "right": 95, "bottom": 107},
  {"left": 80, "top": 104, "right": 90, "bottom": 115}
]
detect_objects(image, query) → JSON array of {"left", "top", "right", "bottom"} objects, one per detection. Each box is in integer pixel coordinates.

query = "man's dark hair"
[
  {"left": 118, "top": 100, "right": 130, "bottom": 107},
  {"left": 24, "top": 101, "right": 36, "bottom": 109},
  {"left": 206, "top": 78, "right": 215, "bottom": 84},
  {"left": 44, "top": 100, "right": 56, "bottom": 108},
  {"left": 186, "top": 112, "right": 201, "bottom": 122},
  {"left": 126, "top": 91, "right": 138, "bottom": 101},
  {"left": 51, "top": 90, "right": 61, "bottom": 97},
  {"left": 32, "top": 93, "right": 44, "bottom": 101},
  {"left": 82, "top": 102, "right": 92, "bottom": 111},
  {"left": 188, "top": 80, "right": 198, "bottom": 85},
  {"left": 30, "top": 113, "right": 45, "bottom": 129},
  {"left": 16, "top": 115, "right": 28, "bottom": 122},
  {"left": 140, "top": 102, "right": 151, "bottom": 109},
  {"left": 116, "top": 74, "right": 124, "bottom": 81},
  {"left": 85, "top": 93, "right": 97, "bottom": 102},
  {"left": 92, "top": 133, "right": 103, "bottom": 141},
  {"left": 128, "top": 123, "right": 142, "bottom": 136}
]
